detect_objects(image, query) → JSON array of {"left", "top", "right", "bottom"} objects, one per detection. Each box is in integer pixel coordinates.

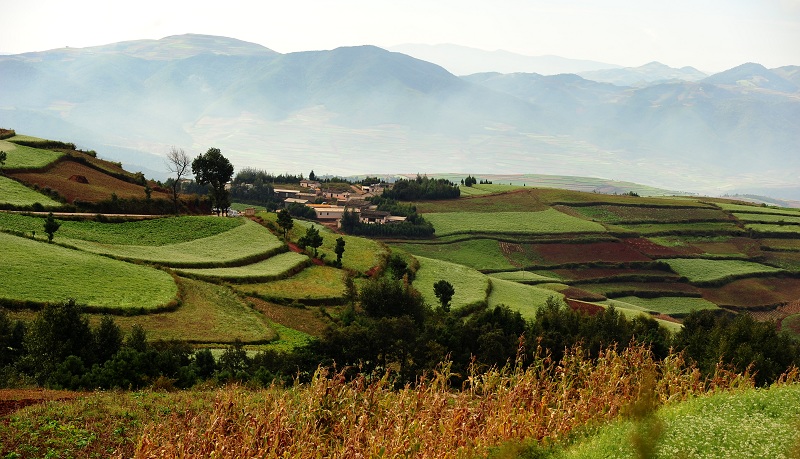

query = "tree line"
[{"left": 3, "top": 273, "right": 797, "bottom": 390}]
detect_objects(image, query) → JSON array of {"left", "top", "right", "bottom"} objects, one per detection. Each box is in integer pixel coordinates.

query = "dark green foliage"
[
  {"left": 286, "top": 202, "right": 317, "bottom": 219},
  {"left": 0, "top": 311, "right": 25, "bottom": 367},
  {"left": 0, "top": 150, "right": 6, "bottom": 168},
  {"left": 309, "top": 170, "right": 316, "bottom": 181},
  {"left": 23, "top": 299, "right": 95, "bottom": 385},
  {"left": 387, "top": 254, "right": 411, "bottom": 280},
  {"left": 94, "top": 315, "right": 123, "bottom": 364},
  {"left": 382, "top": 175, "right": 460, "bottom": 200},
  {"left": 191, "top": 147, "right": 234, "bottom": 215},
  {"left": 674, "top": 310, "right": 800, "bottom": 386},
  {"left": 277, "top": 209, "right": 293, "bottom": 239},
  {"left": 43, "top": 211, "right": 60, "bottom": 242},
  {"left": 229, "top": 168, "right": 283, "bottom": 210},
  {"left": 360, "top": 276, "right": 426, "bottom": 324},
  {"left": 462, "top": 175, "right": 477, "bottom": 187},
  {"left": 433, "top": 279, "right": 455, "bottom": 312},
  {"left": 297, "top": 225, "right": 323, "bottom": 257},
  {"left": 334, "top": 236, "right": 346, "bottom": 266}
]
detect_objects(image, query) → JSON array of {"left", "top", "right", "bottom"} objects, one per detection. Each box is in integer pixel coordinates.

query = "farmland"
[
  {"left": 177, "top": 251, "right": 309, "bottom": 282},
  {"left": 412, "top": 256, "right": 491, "bottom": 309},
  {"left": 0, "top": 140, "right": 63, "bottom": 169},
  {"left": 0, "top": 176, "right": 61, "bottom": 207},
  {"left": 604, "top": 296, "right": 719, "bottom": 316},
  {"left": 664, "top": 258, "right": 783, "bottom": 285},
  {"left": 0, "top": 232, "right": 178, "bottom": 311},
  {"left": 393, "top": 238, "right": 517, "bottom": 271},
  {"left": 487, "top": 278, "right": 559, "bottom": 318},
  {"left": 424, "top": 209, "right": 607, "bottom": 236},
  {"left": 236, "top": 265, "right": 347, "bottom": 303}
]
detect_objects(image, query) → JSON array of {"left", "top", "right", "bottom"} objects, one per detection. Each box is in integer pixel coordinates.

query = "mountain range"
[{"left": 1, "top": 34, "right": 798, "bottom": 199}]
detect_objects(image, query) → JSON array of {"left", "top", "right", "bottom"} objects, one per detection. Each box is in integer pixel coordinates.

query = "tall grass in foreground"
[{"left": 135, "top": 345, "right": 754, "bottom": 459}]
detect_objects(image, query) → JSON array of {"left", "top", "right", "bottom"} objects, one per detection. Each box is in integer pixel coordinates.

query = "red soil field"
[
  {"left": 560, "top": 287, "right": 607, "bottom": 302},
  {"left": 0, "top": 389, "right": 82, "bottom": 417},
  {"left": 532, "top": 241, "right": 652, "bottom": 264},
  {"left": 701, "top": 277, "right": 800, "bottom": 310},
  {"left": 566, "top": 299, "right": 604, "bottom": 315},
  {"left": 621, "top": 238, "right": 689, "bottom": 257},
  {"left": 553, "top": 267, "right": 680, "bottom": 282},
  {"left": 10, "top": 160, "right": 170, "bottom": 203}
]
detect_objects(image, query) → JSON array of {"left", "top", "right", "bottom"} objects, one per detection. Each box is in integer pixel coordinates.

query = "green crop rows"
[
  {"left": 487, "top": 278, "right": 560, "bottom": 319},
  {"left": 177, "top": 252, "right": 309, "bottom": 281},
  {"left": 0, "top": 176, "right": 61, "bottom": 207},
  {"left": 424, "top": 209, "right": 606, "bottom": 236},
  {"left": 0, "top": 140, "right": 63, "bottom": 169},
  {"left": 665, "top": 258, "right": 783, "bottom": 284},
  {"left": 0, "top": 232, "right": 177, "bottom": 311},
  {"left": 393, "top": 238, "right": 516, "bottom": 271}
]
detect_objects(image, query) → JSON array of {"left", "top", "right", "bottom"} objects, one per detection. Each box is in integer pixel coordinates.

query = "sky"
[{"left": 2, "top": 0, "right": 799, "bottom": 71}]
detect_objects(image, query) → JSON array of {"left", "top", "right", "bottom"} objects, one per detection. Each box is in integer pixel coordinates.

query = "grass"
[
  {"left": 562, "top": 384, "right": 800, "bottom": 459},
  {"left": 718, "top": 202, "right": 800, "bottom": 216},
  {"left": 0, "top": 176, "right": 62, "bottom": 207},
  {"left": 236, "top": 265, "right": 346, "bottom": 302},
  {"left": 746, "top": 223, "right": 800, "bottom": 234},
  {"left": 607, "top": 296, "right": 719, "bottom": 316},
  {"left": 598, "top": 300, "right": 684, "bottom": 333},
  {"left": 424, "top": 209, "right": 606, "bottom": 236},
  {"left": 487, "top": 278, "right": 561, "bottom": 319},
  {"left": 664, "top": 258, "right": 783, "bottom": 284},
  {"left": 571, "top": 205, "right": 730, "bottom": 224},
  {"left": 614, "top": 221, "right": 745, "bottom": 235},
  {"left": 98, "top": 278, "right": 276, "bottom": 343},
  {"left": 0, "top": 213, "right": 244, "bottom": 244},
  {"left": 733, "top": 212, "right": 800, "bottom": 224},
  {"left": 0, "top": 140, "right": 63, "bottom": 169},
  {"left": 176, "top": 252, "right": 309, "bottom": 282},
  {"left": 0, "top": 232, "right": 177, "bottom": 311},
  {"left": 488, "top": 270, "right": 563, "bottom": 284},
  {"left": 413, "top": 256, "right": 490, "bottom": 309},
  {"left": 61, "top": 218, "right": 284, "bottom": 267},
  {"left": 392, "top": 239, "right": 517, "bottom": 271},
  {"left": 262, "top": 212, "right": 387, "bottom": 274}
]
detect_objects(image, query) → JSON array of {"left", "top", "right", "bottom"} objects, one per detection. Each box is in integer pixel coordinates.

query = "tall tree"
[
  {"left": 297, "top": 225, "right": 323, "bottom": 258},
  {"left": 43, "top": 212, "right": 60, "bottom": 243},
  {"left": 277, "top": 208, "right": 293, "bottom": 239},
  {"left": 0, "top": 150, "right": 7, "bottom": 169},
  {"left": 192, "top": 147, "right": 234, "bottom": 216},
  {"left": 165, "top": 146, "right": 190, "bottom": 215},
  {"left": 334, "top": 236, "right": 346, "bottom": 267},
  {"left": 433, "top": 280, "right": 455, "bottom": 312}
]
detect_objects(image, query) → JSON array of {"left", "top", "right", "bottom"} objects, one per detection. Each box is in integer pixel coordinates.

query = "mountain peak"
[{"left": 704, "top": 62, "right": 798, "bottom": 92}]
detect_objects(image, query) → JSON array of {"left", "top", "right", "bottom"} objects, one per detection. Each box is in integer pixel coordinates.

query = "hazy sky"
[{"left": 2, "top": 0, "right": 799, "bottom": 71}]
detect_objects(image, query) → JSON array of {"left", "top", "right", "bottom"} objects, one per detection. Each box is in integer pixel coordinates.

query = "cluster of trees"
[
  {"left": 461, "top": 176, "right": 493, "bottom": 187},
  {"left": 382, "top": 175, "right": 460, "bottom": 201},
  {"left": 339, "top": 209, "right": 435, "bottom": 238},
  {"left": 3, "top": 285, "right": 798, "bottom": 390}
]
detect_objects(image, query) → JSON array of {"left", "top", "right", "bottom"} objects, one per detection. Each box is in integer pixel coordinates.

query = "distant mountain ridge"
[
  {"left": 388, "top": 43, "right": 621, "bottom": 76},
  {"left": 578, "top": 62, "right": 708, "bottom": 86},
  {"left": 1, "top": 34, "right": 798, "bottom": 199}
]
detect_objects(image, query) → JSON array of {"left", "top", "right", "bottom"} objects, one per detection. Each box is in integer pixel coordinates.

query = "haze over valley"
[{"left": 1, "top": 33, "right": 798, "bottom": 199}]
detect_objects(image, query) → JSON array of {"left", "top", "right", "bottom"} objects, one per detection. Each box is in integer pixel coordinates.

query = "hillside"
[{"left": 1, "top": 34, "right": 799, "bottom": 199}]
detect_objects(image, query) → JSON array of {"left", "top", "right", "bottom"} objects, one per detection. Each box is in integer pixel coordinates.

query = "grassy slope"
[
  {"left": 606, "top": 296, "right": 719, "bottom": 315},
  {"left": 562, "top": 384, "right": 800, "bottom": 459},
  {"left": 487, "top": 278, "right": 560, "bottom": 319},
  {"left": 425, "top": 209, "right": 606, "bottom": 236},
  {"left": 0, "top": 176, "right": 61, "bottom": 206},
  {"left": 0, "top": 140, "right": 63, "bottom": 169},
  {"left": 62, "top": 218, "right": 284, "bottom": 267},
  {"left": 413, "top": 256, "right": 490, "bottom": 309},
  {"left": 392, "top": 238, "right": 516, "bottom": 271},
  {"left": 176, "top": 251, "right": 309, "bottom": 281},
  {"left": 0, "top": 232, "right": 177, "bottom": 310},
  {"left": 664, "top": 258, "right": 783, "bottom": 284},
  {"left": 101, "top": 278, "right": 276, "bottom": 343},
  {"left": 236, "top": 265, "right": 346, "bottom": 301}
]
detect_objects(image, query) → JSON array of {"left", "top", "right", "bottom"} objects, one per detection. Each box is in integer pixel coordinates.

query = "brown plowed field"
[
  {"left": 621, "top": 238, "right": 688, "bottom": 257},
  {"left": 10, "top": 160, "right": 170, "bottom": 203},
  {"left": 532, "top": 242, "right": 652, "bottom": 264},
  {"left": 700, "top": 277, "right": 800, "bottom": 309},
  {"left": 0, "top": 389, "right": 82, "bottom": 417}
]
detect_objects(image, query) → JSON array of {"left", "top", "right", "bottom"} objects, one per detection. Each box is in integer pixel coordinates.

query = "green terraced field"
[
  {"left": 746, "top": 223, "right": 800, "bottom": 234},
  {"left": 607, "top": 296, "right": 719, "bottom": 316},
  {"left": 733, "top": 213, "right": 800, "bottom": 224},
  {"left": 0, "top": 232, "right": 178, "bottom": 311},
  {"left": 571, "top": 205, "right": 730, "bottom": 224},
  {"left": 0, "top": 213, "right": 244, "bottom": 244},
  {"left": 487, "top": 270, "right": 563, "bottom": 284},
  {"left": 176, "top": 251, "right": 309, "bottom": 281},
  {"left": 664, "top": 258, "right": 783, "bottom": 284},
  {"left": 236, "top": 265, "right": 346, "bottom": 302},
  {"left": 0, "top": 140, "right": 63, "bottom": 169},
  {"left": 0, "top": 176, "right": 61, "bottom": 207},
  {"left": 487, "top": 278, "right": 561, "bottom": 319},
  {"left": 425, "top": 209, "right": 606, "bottom": 236},
  {"left": 102, "top": 278, "right": 276, "bottom": 343},
  {"left": 392, "top": 239, "right": 516, "bottom": 271},
  {"left": 264, "top": 212, "right": 387, "bottom": 274},
  {"left": 61, "top": 218, "right": 283, "bottom": 267},
  {"left": 718, "top": 202, "right": 800, "bottom": 216},
  {"left": 412, "top": 256, "right": 490, "bottom": 310},
  {"left": 615, "top": 222, "right": 745, "bottom": 235}
]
